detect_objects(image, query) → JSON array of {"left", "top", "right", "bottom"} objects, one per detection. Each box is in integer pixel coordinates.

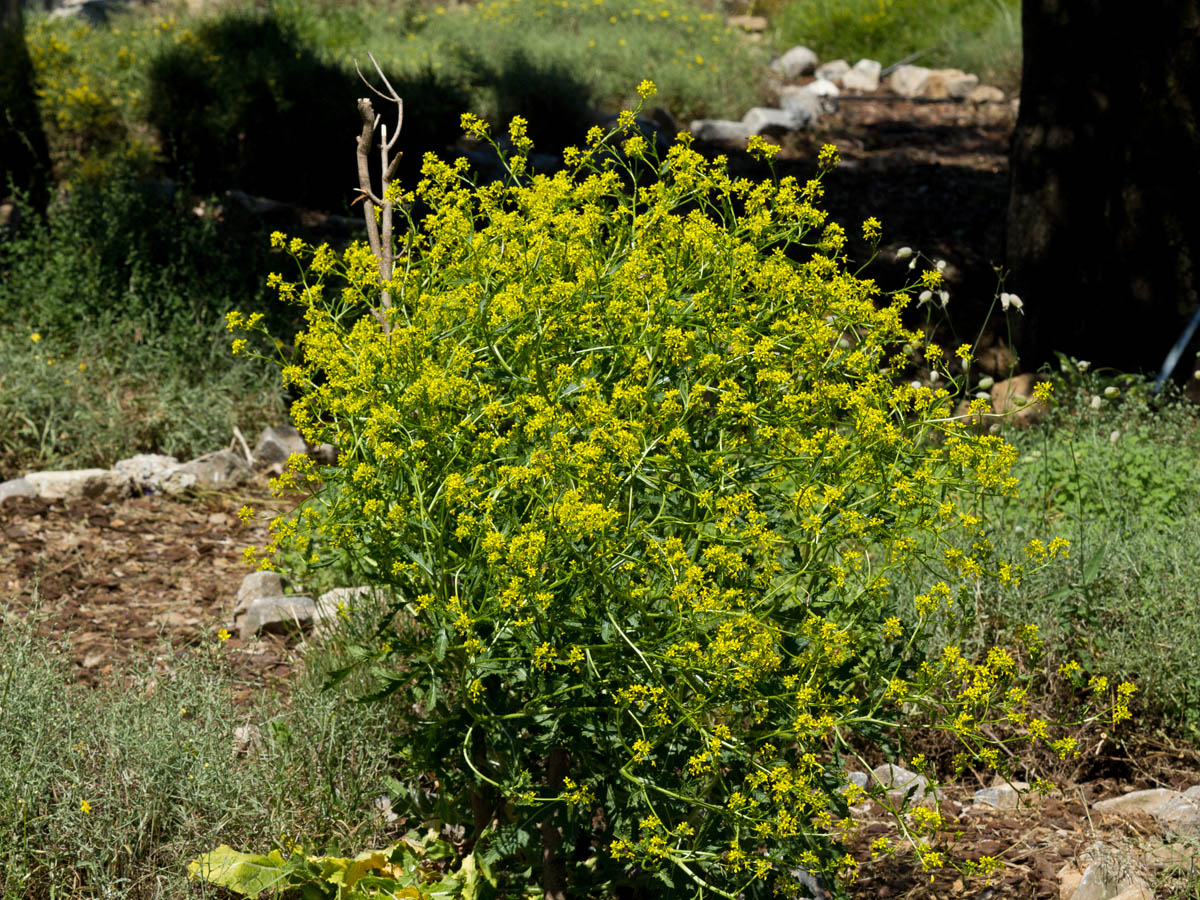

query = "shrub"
[{"left": 227, "top": 96, "right": 1127, "bottom": 897}]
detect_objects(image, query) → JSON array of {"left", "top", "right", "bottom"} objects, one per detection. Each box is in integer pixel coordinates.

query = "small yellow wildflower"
[
  {"left": 636, "top": 78, "right": 657, "bottom": 99},
  {"left": 217, "top": 628, "right": 231, "bottom": 642},
  {"left": 30, "top": 332, "right": 42, "bottom": 342}
]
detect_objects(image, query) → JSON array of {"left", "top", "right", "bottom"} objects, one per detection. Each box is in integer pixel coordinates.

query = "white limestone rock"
[
  {"left": 162, "top": 450, "right": 252, "bottom": 493},
  {"left": 778, "top": 85, "right": 827, "bottom": 124},
  {"left": 23, "top": 469, "right": 132, "bottom": 503},
  {"left": 841, "top": 58, "right": 882, "bottom": 92},
  {"left": 690, "top": 119, "right": 751, "bottom": 143},
  {"left": 769, "top": 45, "right": 819, "bottom": 80},
  {"left": 252, "top": 425, "right": 307, "bottom": 468},
  {"left": 239, "top": 594, "right": 317, "bottom": 641},
  {"left": 113, "top": 454, "right": 180, "bottom": 491},
  {"left": 0, "top": 477, "right": 38, "bottom": 503},
  {"left": 887, "top": 64, "right": 932, "bottom": 98},
  {"left": 814, "top": 59, "right": 850, "bottom": 84}
]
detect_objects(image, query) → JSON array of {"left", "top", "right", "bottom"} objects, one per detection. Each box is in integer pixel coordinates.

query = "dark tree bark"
[
  {"left": 1007, "top": 0, "right": 1200, "bottom": 373},
  {"left": 1, "top": 0, "right": 49, "bottom": 210}
]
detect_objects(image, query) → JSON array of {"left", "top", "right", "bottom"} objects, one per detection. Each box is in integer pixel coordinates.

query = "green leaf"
[
  {"left": 317, "top": 848, "right": 390, "bottom": 890},
  {"left": 187, "top": 846, "right": 292, "bottom": 898}
]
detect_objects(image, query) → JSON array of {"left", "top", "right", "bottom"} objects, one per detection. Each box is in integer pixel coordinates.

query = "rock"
[
  {"left": 887, "top": 65, "right": 932, "bottom": 98},
  {"left": 921, "top": 68, "right": 975, "bottom": 100},
  {"left": 1141, "top": 839, "right": 1199, "bottom": 870},
  {"left": 690, "top": 119, "right": 750, "bottom": 143},
  {"left": 314, "top": 585, "right": 377, "bottom": 633},
  {"left": 815, "top": 59, "right": 850, "bottom": 83},
  {"left": 49, "top": 0, "right": 122, "bottom": 25},
  {"left": 1071, "top": 863, "right": 1151, "bottom": 900},
  {"left": 726, "top": 14, "right": 767, "bottom": 31},
  {"left": 1068, "top": 843, "right": 1152, "bottom": 900},
  {"left": 1152, "top": 794, "right": 1200, "bottom": 836},
  {"left": 742, "top": 106, "right": 803, "bottom": 136},
  {"left": 976, "top": 341, "right": 1016, "bottom": 376},
  {"left": 0, "top": 477, "right": 38, "bottom": 504},
  {"left": 769, "top": 45, "right": 819, "bottom": 80},
  {"left": 778, "top": 86, "right": 827, "bottom": 123},
  {"left": 163, "top": 450, "right": 252, "bottom": 493},
  {"left": 1093, "top": 788, "right": 1181, "bottom": 817},
  {"left": 23, "top": 469, "right": 132, "bottom": 503},
  {"left": 233, "top": 570, "right": 285, "bottom": 621},
  {"left": 113, "top": 454, "right": 179, "bottom": 492},
  {"left": 947, "top": 72, "right": 980, "bottom": 99},
  {"left": 990, "top": 374, "right": 1046, "bottom": 426},
  {"left": 252, "top": 424, "right": 307, "bottom": 468},
  {"left": 973, "top": 781, "right": 1029, "bottom": 810},
  {"left": 310, "top": 443, "right": 339, "bottom": 466},
  {"left": 968, "top": 84, "right": 1006, "bottom": 104},
  {"left": 239, "top": 594, "right": 317, "bottom": 641},
  {"left": 82, "top": 652, "right": 105, "bottom": 669},
  {"left": 1108, "top": 887, "right": 1154, "bottom": 900},
  {"left": 232, "top": 724, "right": 263, "bottom": 758},
  {"left": 841, "top": 58, "right": 882, "bottom": 93},
  {"left": 1185, "top": 784, "right": 1200, "bottom": 800},
  {"left": 805, "top": 77, "right": 840, "bottom": 98},
  {"left": 846, "top": 771, "right": 869, "bottom": 789},
  {"left": 871, "top": 763, "right": 936, "bottom": 807},
  {"left": 1058, "top": 863, "right": 1083, "bottom": 899}
]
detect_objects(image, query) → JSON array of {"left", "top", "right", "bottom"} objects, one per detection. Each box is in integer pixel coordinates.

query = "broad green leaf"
[
  {"left": 187, "top": 846, "right": 291, "bottom": 898},
  {"left": 317, "top": 848, "right": 390, "bottom": 889}
]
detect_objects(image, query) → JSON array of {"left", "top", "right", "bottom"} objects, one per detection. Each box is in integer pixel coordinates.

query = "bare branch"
[{"left": 353, "top": 54, "right": 406, "bottom": 339}]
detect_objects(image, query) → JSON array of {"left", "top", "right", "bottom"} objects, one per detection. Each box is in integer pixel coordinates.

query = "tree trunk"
[
  {"left": 1007, "top": 0, "right": 1200, "bottom": 373},
  {"left": 1, "top": 0, "right": 49, "bottom": 210}
]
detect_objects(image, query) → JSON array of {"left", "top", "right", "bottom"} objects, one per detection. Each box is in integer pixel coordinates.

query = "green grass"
[
  {"left": 0, "top": 593, "right": 406, "bottom": 900},
  {"left": 768, "top": 0, "right": 1022, "bottom": 91},
  {"left": 0, "top": 170, "right": 289, "bottom": 478},
  {"left": 934, "top": 375, "right": 1200, "bottom": 740}
]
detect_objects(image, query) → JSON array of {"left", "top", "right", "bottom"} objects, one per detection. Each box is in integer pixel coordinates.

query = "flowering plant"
[{"left": 225, "top": 90, "right": 1129, "bottom": 899}]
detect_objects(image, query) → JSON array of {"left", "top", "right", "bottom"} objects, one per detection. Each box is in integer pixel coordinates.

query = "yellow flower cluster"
[{"left": 252, "top": 107, "right": 1130, "bottom": 895}]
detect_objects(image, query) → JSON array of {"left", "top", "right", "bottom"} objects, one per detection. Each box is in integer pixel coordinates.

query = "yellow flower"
[
  {"left": 80, "top": 799, "right": 92, "bottom": 814},
  {"left": 636, "top": 79, "right": 657, "bottom": 99},
  {"left": 30, "top": 332, "right": 42, "bottom": 342},
  {"left": 217, "top": 628, "right": 231, "bottom": 642}
]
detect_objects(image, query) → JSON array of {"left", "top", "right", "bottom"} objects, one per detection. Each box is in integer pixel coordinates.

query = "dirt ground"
[
  {"left": 3, "top": 96, "right": 1198, "bottom": 898},
  {"left": 0, "top": 486, "right": 299, "bottom": 698}
]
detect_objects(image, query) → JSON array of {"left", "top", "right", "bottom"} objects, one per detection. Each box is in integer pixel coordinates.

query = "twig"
[
  {"left": 231, "top": 426, "right": 254, "bottom": 466},
  {"left": 353, "top": 51, "right": 405, "bottom": 336}
]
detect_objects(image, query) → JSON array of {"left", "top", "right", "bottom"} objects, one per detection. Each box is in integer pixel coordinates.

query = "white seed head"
[
  {"left": 1076, "top": 360, "right": 1090, "bottom": 372},
  {"left": 1090, "top": 394, "right": 1102, "bottom": 410},
  {"left": 1109, "top": 429, "right": 1121, "bottom": 443},
  {"left": 939, "top": 290, "right": 950, "bottom": 307},
  {"left": 977, "top": 375, "right": 995, "bottom": 390},
  {"left": 896, "top": 246, "right": 913, "bottom": 259},
  {"left": 935, "top": 259, "right": 947, "bottom": 271},
  {"left": 1104, "top": 386, "right": 1120, "bottom": 398},
  {"left": 918, "top": 290, "right": 933, "bottom": 304}
]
